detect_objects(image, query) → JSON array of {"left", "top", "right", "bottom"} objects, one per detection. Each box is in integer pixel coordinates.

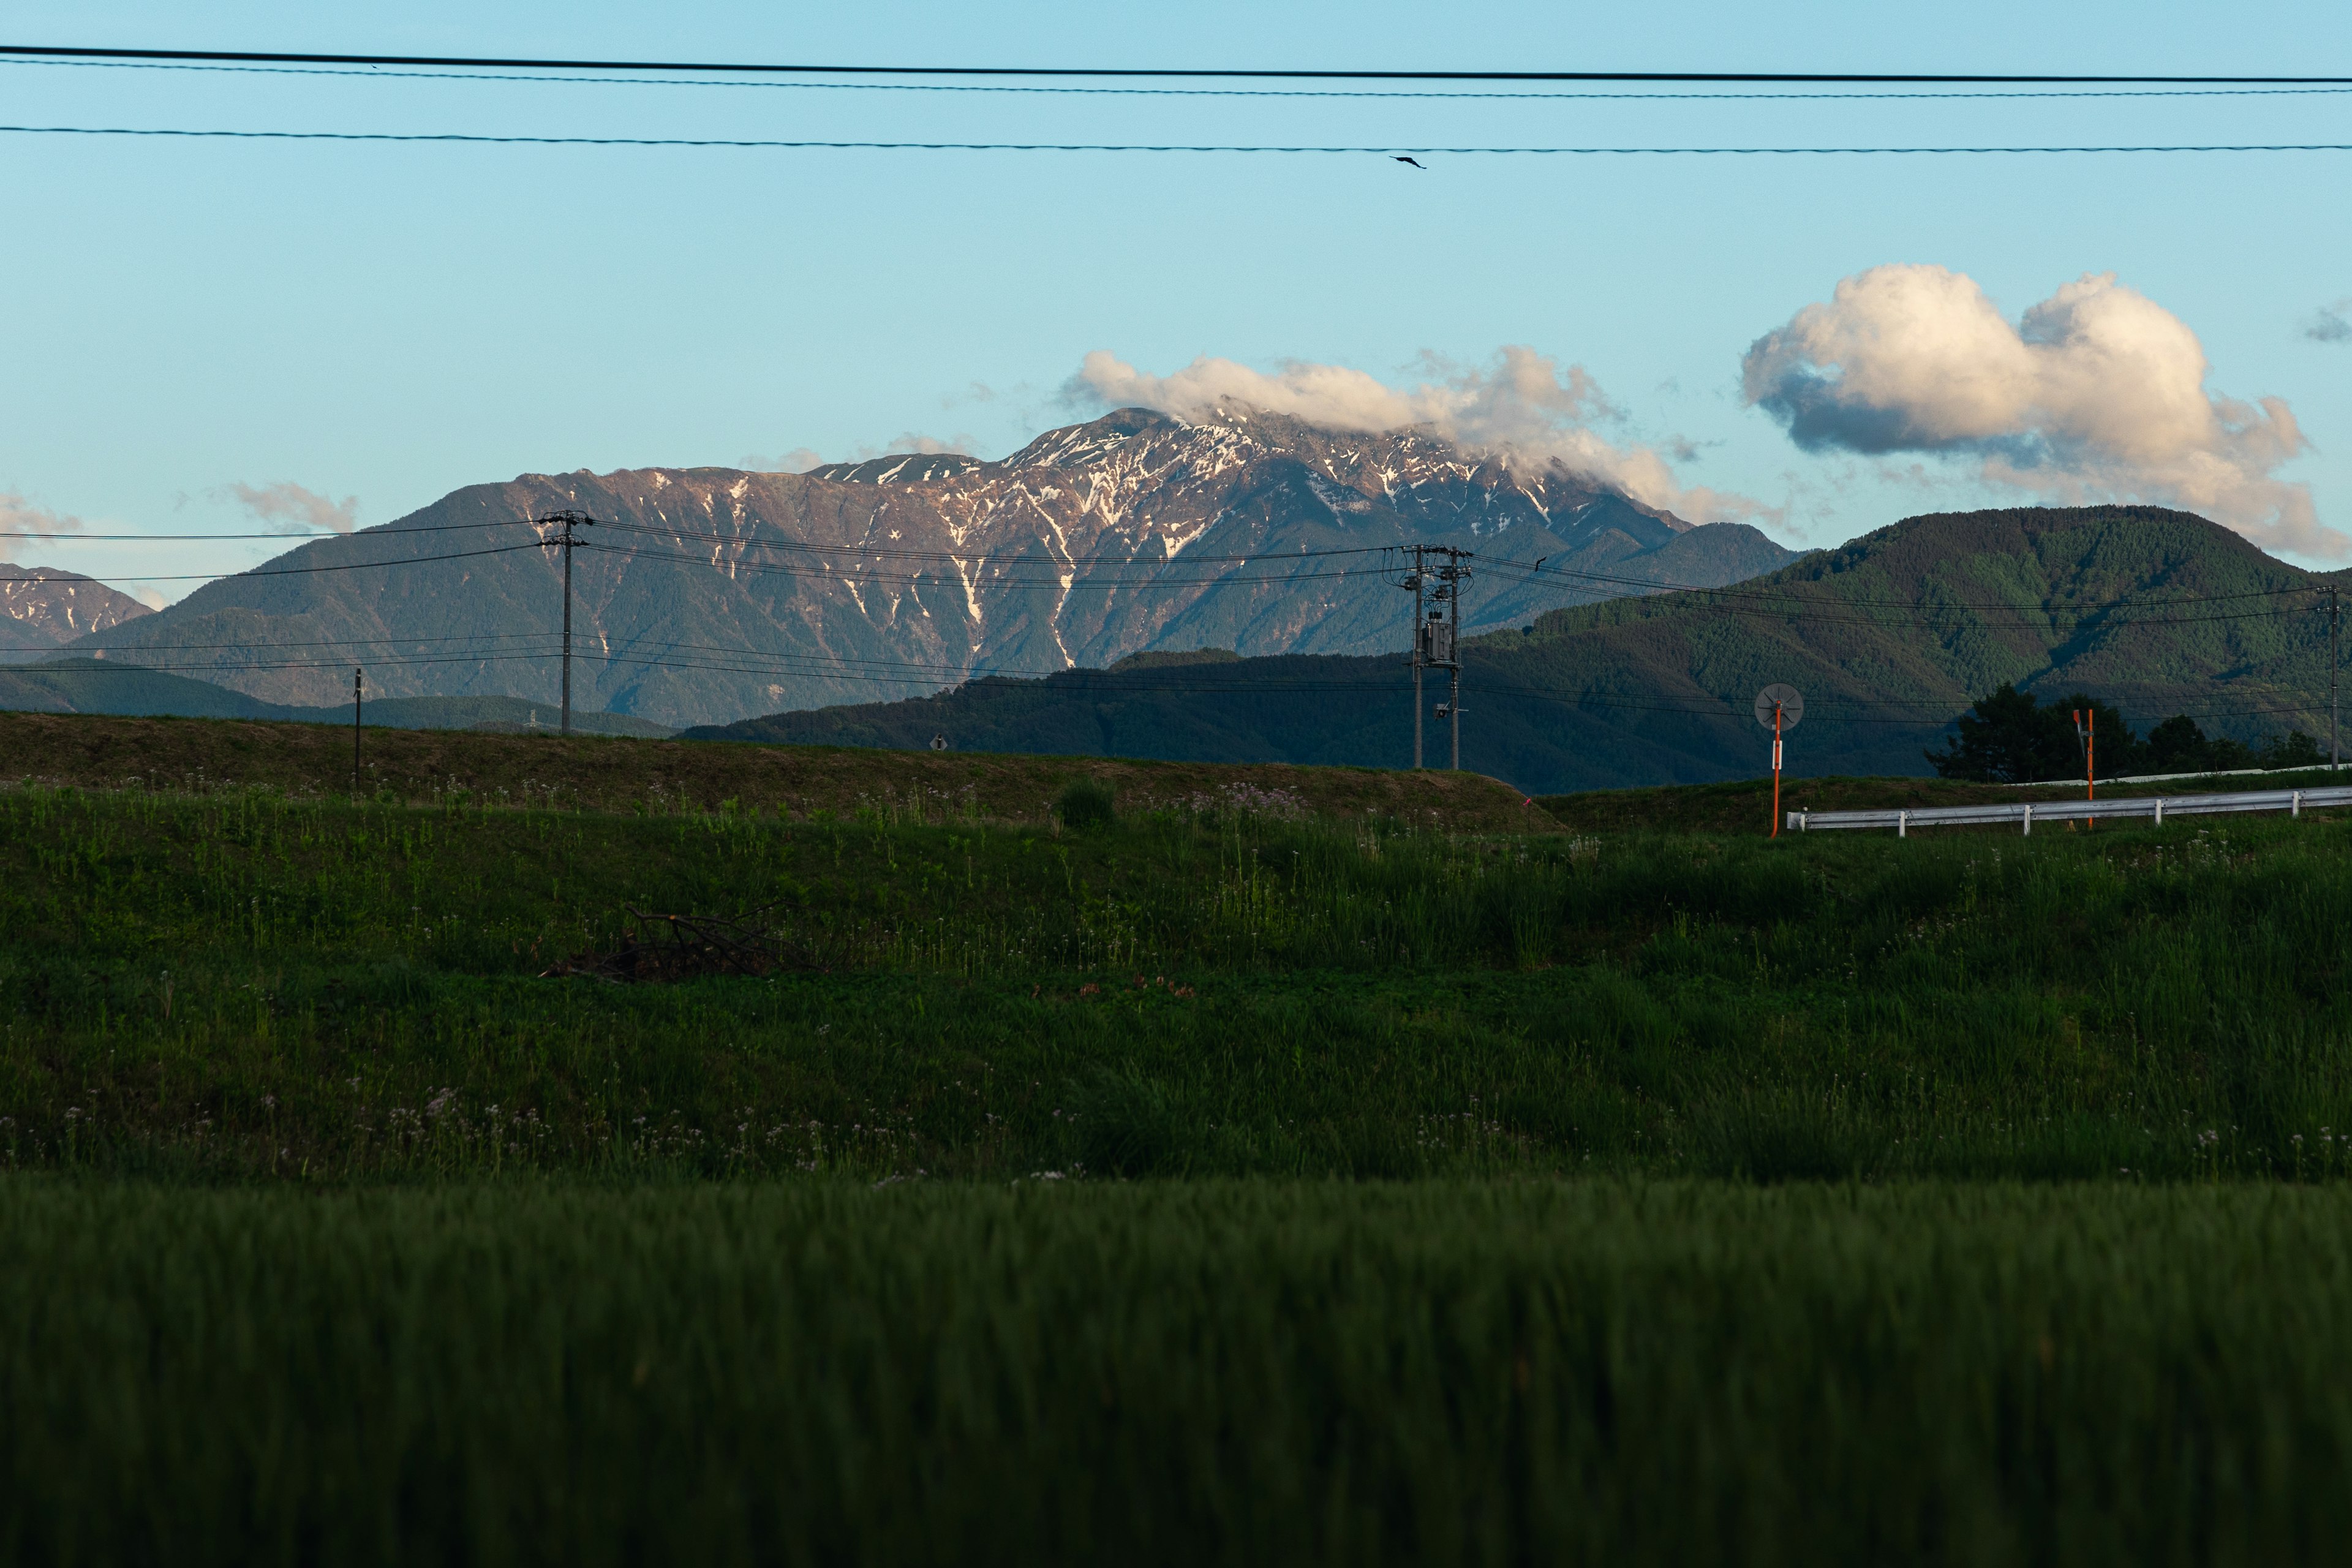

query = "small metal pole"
[
  {"left": 1898, "top": 810, "right": 1907, "bottom": 839},
  {"left": 2022, "top": 802, "right": 2033, "bottom": 837},
  {"left": 1770, "top": 704, "right": 1784, "bottom": 837},
  {"left": 1450, "top": 660, "right": 1461, "bottom": 771}
]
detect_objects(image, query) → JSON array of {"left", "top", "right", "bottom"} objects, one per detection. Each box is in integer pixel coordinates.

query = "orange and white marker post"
[
  {"left": 1771, "top": 703, "right": 1785, "bottom": 837},
  {"left": 2074, "top": 707, "right": 2098, "bottom": 827},
  {"left": 1755, "top": 684, "right": 1805, "bottom": 838}
]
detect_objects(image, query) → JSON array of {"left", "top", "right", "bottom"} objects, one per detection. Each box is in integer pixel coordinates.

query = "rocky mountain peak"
[
  {"left": 67, "top": 407, "right": 1795, "bottom": 726},
  {"left": 0, "top": 565, "right": 151, "bottom": 655}
]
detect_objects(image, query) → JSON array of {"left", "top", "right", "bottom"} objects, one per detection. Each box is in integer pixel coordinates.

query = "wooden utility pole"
[{"left": 352, "top": 667, "right": 363, "bottom": 796}]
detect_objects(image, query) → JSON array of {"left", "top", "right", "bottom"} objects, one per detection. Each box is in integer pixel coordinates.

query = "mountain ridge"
[
  {"left": 58, "top": 406, "right": 1796, "bottom": 727},
  {"left": 0, "top": 565, "right": 151, "bottom": 659},
  {"left": 686, "top": 505, "right": 2348, "bottom": 793}
]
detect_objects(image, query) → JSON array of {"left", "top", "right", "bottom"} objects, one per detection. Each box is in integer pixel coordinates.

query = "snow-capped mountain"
[
  {"left": 68, "top": 405, "right": 1796, "bottom": 727},
  {"left": 0, "top": 564, "right": 151, "bottom": 660}
]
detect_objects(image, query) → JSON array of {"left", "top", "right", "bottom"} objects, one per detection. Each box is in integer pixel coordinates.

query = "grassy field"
[
  {"left": 7, "top": 1178, "right": 2351, "bottom": 1566},
  {"left": 0, "top": 709, "right": 1552, "bottom": 831},
  {"left": 2, "top": 773, "right": 2348, "bottom": 1180},
  {"left": 7, "top": 727, "right": 2352, "bottom": 1562}
]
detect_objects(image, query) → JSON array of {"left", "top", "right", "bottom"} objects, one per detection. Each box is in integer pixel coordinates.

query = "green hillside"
[
  {"left": 0, "top": 660, "right": 669, "bottom": 737},
  {"left": 692, "top": 507, "right": 2350, "bottom": 793}
]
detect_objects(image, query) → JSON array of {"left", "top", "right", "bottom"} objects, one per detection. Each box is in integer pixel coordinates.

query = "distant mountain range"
[
  {"left": 687, "top": 507, "right": 2352, "bottom": 793},
  {"left": 0, "top": 566, "right": 151, "bottom": 660},
  {"left": 41, "top": 405, "right": 1796, "bottom": 728}
]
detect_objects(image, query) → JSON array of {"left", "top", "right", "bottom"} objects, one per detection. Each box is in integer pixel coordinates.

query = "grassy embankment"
[
  {"left": 8, "top": 714, "right": 2352, "bottom": 1561},
  {"left": 3, "top": 767, "right": 2348, "bottom": 1181},
  {"left": 0, "top": 709, "right": 1551, "bottom": 830}
]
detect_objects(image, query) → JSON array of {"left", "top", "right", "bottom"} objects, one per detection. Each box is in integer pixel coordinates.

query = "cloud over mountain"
[
  {"left": 1066, "top": 347, "right": 1761, "bottom": 525},
  {"left": 213, "top": 481, "right": 358, "bottom": 533},
  {"left": 0, "top": 491, "right": 83, "bottom": 545},
  {"left": 1742, "top": 265, "right": 2339, "bottom": 557}
]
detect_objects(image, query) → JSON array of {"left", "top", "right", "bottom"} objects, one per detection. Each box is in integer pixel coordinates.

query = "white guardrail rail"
[{"left": 1790, "top": 785, "right": 2352, "bottom": 836}]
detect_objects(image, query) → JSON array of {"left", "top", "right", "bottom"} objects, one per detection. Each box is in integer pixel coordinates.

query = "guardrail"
[{"left": 1789, "top": 785, "right": 2352, "bottom": 836}]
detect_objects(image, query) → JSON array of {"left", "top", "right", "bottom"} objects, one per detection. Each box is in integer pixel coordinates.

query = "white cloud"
[
  {"left": 0, "top": 491, "right": 83, "bottom": 546},
  {"left": 743, "top": 447, "right": 824, "bottom": 473},
  {"left": 212, "top": 480, "right": 358, "bottom": 533},
  {"left": 1743, "top": 264, "right": 2340, "bottom": 557},
  {"left": 745, "top": 433, "right": 977, "bottom": 473},
  {"left": 1066, "top": 347, "right": 1765, "bottom": 525}
]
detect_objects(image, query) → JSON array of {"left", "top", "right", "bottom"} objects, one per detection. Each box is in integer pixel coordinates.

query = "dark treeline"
[{"left": 1928, "top": 683, "right": 2329, "bottom": 782}]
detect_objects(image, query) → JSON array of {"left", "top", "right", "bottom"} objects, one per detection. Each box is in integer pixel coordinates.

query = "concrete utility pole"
[
  {"left": 352, "top": 667, "right": 363, "bottom": 796},
  {"left": 1396, "top": 545, "right": 1472, "bottom": 769},
  {"left": 1403, "top": 553, "right": 1427, "bottom": 768},
  {"left": 532, "top": 510, "right": 597, "bottom": 736},
  {"left": 1436, "top": 551, "right": 1468, "bottom": 770},
  {"left": 2331, "top": 584, "right": 2342, "bottom": 770}
]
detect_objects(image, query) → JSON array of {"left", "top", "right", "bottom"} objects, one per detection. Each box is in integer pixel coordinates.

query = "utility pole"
[
  {"left": 1436, "top": 550, "right": 1468, "bottom": 769},
  {"left": 532, "top": 510, "right": 597, "bottom": 737},
  {"left": 2331, "top": 584, "right": 2342, "bottom": 770},
  {"left": 1406, "top": 553, "right": 1425, "bottom": 768},
  {"left": 1396, "top": 545, "right": 1472, "bottom": 769},
  {"left": 353, "top": 667, "right": 363, "bottom": 797}
]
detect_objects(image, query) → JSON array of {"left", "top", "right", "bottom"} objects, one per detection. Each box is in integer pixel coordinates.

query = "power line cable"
[
  {"left": 11, "top": 124, "right": 2352, "bottom": 155},
  {"left": 593, "top": 518, "right": 1396, "bottom": 566},
  {"left": 14, "top": 56, "right": 2352, "bottom": 102},
  {"left": 0, "top": 540, "right": 548, "bottom": 584},
  {"left": 0, "top": 518, "right": 526, "bottom": 542},
  {"left": 4, "top": 45, "right": 2347, "bottom": 85}
]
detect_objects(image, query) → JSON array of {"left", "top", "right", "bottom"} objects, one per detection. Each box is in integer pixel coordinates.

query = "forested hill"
[{"left": 687, "top": 506, "right": 2351, "bottom": 794}]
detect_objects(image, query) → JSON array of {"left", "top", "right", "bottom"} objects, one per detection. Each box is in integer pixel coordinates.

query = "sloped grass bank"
[
  {"left": 2, "top": 785, "right": 2349, "bottom": 1180},
  {"left": 0, "top": 710, "right": 1550, "bottom": 830}
]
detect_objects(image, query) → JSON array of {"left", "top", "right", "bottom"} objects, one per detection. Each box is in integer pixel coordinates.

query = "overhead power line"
[
  {"left": 9, "top": 124, "right": 2352, "bottom": 156},
  {"left": 0, "top": 518, "right": 521, "bottom": 543},
  {"left": 13, "top": 57, "right": 2352, "bottom": 102},
  {"left": 0, "top": 540, "right": 543, "bottom": 584},
  {"left": 4, "top": 45, "right": 2348, "bottom": 85},
  {"left": 27, "top": 647, "right": 2332, "bottom": 733}
]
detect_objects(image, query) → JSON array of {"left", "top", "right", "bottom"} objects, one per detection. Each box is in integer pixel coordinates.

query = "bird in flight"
[{"left": 1393, "top": 155, "right": 1427, "bottom": 170}]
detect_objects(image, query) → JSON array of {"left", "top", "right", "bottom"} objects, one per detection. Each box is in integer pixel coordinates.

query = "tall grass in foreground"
[
  {"left": 5, "top": 1178, "right": 2350, "bottom": 1566},
  {"left": 1, "top": 786, "right": 2349, "bottom": 1178}
]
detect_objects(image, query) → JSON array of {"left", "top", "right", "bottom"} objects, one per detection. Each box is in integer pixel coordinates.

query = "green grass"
[
  {"left": 10, "top": 771, "right": 2352, "bottom": 1561},
  {"left": 2, "top": 781, "right": 2350, "bottom": 1180},
  {"left": 7, "top": 1177, "right": 2352, "bottom": 1566},
  {"left": 0, "top": 709, "right": 1551, "bottom": 831}
]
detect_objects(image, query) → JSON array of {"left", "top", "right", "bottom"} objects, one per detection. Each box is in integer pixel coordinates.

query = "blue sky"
[{"left": 6, "top": 0, "right": 2352, "bottom": 598}]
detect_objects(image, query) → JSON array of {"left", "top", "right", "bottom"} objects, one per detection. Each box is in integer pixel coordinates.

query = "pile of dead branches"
[{"left": 541, "top": 903, "right": 809, "bottom": 983}]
